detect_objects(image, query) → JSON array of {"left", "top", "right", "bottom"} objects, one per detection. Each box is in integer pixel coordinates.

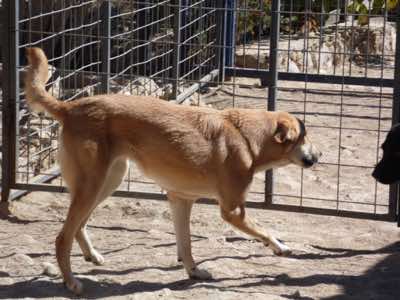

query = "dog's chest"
[{"left": 136, "top": 163, "right": 217, "bottom": 198}]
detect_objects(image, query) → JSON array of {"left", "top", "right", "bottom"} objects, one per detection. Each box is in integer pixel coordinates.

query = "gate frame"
[{"left": 1, "top": 0, "right": 19, "bottom": 203}]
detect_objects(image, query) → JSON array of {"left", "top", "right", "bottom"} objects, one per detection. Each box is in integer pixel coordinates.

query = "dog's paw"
[
  {"left": 188, "top": 267, "right": 213, "bottom": 280},
  {"left": 272, "top": 243, "right": 292, "bottom": 256},
  {"left": 268, "top": 237, "right": 292, "bottom": 257},
  {"left": 65, "top": 277, "right": 83, "bottom": 295},
  {"left": 85, "top": 250, "right": 105, "bottom": 266}
]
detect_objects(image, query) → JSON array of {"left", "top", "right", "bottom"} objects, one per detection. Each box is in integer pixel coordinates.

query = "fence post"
[
  {"left": 100, "top": 0, "right": 111, "bottom": 94},
  {"left": 137, "top": 1, "right": 148, "bottom": 77},
  {"left": 215, "top": 0, "right": 226, "bottom": 82},
  {"left": 172, "top": 0, "right": 182, "bottom": 99},
  {"left": 1, "top": 0, "right": 19, "bottom": 203},
  {"left": 224, "top": 0, "right": 236, "bottom": 69},
  {"left": 265, "top": 0, "right": 280, "bottom": 206},
  {"left": 390, "top": 6, "right": 400, "bottom": 225}
]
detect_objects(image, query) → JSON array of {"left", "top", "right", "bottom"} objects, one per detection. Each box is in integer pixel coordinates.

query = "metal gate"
[{"left": 1, "top": 0, "right": 399, "bottom": 224}]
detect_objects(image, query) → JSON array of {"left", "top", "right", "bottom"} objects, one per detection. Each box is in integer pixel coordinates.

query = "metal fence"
[{"left": 1, "top": 0, "right": 399, "bottom": 224}]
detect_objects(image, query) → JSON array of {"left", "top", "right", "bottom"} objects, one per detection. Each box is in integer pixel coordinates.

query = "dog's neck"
[{"left": 222, "top": 109, "right": 280, "bottom": 171}]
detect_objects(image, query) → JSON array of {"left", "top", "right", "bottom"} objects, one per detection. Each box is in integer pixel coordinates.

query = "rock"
[
  {"left": 41, "top": 262, "right": 58, "bottom": 277},
  {"left": 159, "top": 288, "right": 172, "bottom": 297},
  {"left": 325, "top": 9, "right": 341, "bottom": 26},
  {"left": 235, "top": 53, "right": 268, "bottom": 69},
  {"left": 337, "top": 21, "right": 396, "bottom": 59},
  {"left": 281, "top": 56, "right": 300, "bottom": 73},
  {"left": 13, "top": 253, "right": 34, "bottom": 265},
  {"left": 158, "top": 83, "right": 174, "bottom": 100},
  {"left": 163, "top": 84, "right": 210, "bottom": 107},
  {"left": 317, "top": 44, "right": 335, "bottom": 73},
  {"left": 114, "top": 77, "right": 162, "bottom": 98},
  {"left": 235, "top": 21, "right": 396, "bottom": 73}
]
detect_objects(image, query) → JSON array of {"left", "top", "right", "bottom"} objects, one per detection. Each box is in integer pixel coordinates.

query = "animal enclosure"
[{"left": 1, "top": 0, "right": 399, "bottom": 223}]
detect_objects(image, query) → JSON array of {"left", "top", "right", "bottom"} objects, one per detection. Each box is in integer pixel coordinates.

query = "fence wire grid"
[{"left": 1, "top": 0, "right": 399, "bottom": 222}]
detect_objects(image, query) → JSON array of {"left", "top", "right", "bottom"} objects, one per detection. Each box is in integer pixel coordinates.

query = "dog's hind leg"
[
  {"left": 220, "top": 203, "right": 291, "bottom": 256},
  {"left": 167, "top": 192, "right": 212, "bottom": 280},
  {"left": 75, "top": 158, "right": 128, "bottom": 265},
  {"left": 56, "top": 170, "right": 107, "bottom": 295}
]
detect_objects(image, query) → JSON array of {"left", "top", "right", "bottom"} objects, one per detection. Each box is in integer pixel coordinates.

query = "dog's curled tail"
[{"left": 24, "top": 47, "right": 66, "bottom": 122}]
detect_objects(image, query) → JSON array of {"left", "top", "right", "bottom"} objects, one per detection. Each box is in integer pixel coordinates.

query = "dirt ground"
[
  {"left": 1, "top": 190, "right": 400, "bottom": 300},
  {"left": 1, "top": 72, "right": 400, "bottom": 300}
]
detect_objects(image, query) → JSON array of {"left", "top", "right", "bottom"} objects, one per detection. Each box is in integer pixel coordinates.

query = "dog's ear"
[{"left": 274, "top": 119, "right": 296, "bottom": 144}]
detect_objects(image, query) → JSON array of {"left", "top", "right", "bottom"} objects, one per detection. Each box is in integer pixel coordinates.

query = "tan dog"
[{"left": 24, "top": 47, "right": 321, "bottom": 294}]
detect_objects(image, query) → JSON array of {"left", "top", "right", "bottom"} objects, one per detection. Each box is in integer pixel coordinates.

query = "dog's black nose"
[{"left": 302, "top": 157, "right": 315, "bottom": 168}]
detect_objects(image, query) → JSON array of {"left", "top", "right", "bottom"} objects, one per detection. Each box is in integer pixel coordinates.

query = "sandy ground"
[
  {"left": 1, "top": 70, "right": 399, "bottom": 300},
  {"left": 1, "top": 191, "right": 400, "bottom": 300}
]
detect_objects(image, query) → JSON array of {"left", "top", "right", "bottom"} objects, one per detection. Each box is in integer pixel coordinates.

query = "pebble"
[{"left": 41, "top": 262, "right": 58, "bottom": 277}]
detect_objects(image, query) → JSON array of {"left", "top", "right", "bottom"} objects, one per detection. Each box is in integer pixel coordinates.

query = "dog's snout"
[
  {"left": 302, "top": 157, "right": 315, "bottom": 168},
  {"left": 311, "top": 146, "right": 322, "bottom": 163},
  {"left": 302, "top": 149, "right": 321, "bottom": 168},
  {"left": 313, "top": 151, "right": 322, "bottom": 163}
]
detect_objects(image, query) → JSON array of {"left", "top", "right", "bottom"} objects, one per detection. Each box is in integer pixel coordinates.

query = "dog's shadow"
[
  {"left": 0, "top": 275, "right": 253, "bottom": 299},
  {"left": 0, "top": 276, "right": 197, "bottom": 299},
  {"left": 1, "top": 243, "right": 399, "bottom": 299},
  {"left": 0, "top": 253, "right": 267, "bottom": 299}
]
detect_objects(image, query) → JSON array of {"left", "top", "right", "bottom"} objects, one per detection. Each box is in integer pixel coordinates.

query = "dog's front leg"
[
  {"left": 220, "top": 204, "right": 291, "bottom": 256},
  {"left": 167, "top": 192, "right": 212, "bottom": 280}
]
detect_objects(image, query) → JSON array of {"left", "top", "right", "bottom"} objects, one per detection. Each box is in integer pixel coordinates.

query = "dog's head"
[
  {"left": 372, "top": 124, "right": 400, "bottom": 184},
  {"left": 268, "top": 113, "right": 321, "bottom": 169}
]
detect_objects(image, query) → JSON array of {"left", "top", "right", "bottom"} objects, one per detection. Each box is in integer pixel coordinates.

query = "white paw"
[
  {"left": 65, "top": 277, "right": 83, "bottom": 295},
  {"left": 273, "top": 245, "right": 292, "bottom": 256},
  {"left": 269, "top": 237, "right": 292, "bottom": 256},
  {"left": 188, "top": 267, "right": 213, "bottom": 280},
  {"left": 90, "top": 250, "right": 105, "bottom": 265},
  {"left": 85, "top": 250, "right": 105, "bottom": 265}
]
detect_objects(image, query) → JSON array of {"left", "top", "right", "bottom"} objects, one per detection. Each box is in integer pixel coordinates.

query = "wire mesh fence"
[
  {"left": 221, "top": 0, "right": 398, "bottom": 220},
  {"left": 1, "top": 0, "right": 399, "bottom": 221}
]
